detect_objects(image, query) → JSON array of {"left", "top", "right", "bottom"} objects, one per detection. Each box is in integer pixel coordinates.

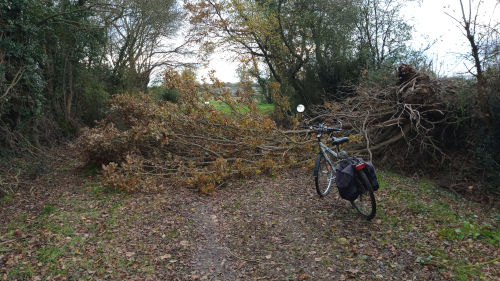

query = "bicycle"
[{"left": 298, "top": 106, "right": 376, "bottom": 220}]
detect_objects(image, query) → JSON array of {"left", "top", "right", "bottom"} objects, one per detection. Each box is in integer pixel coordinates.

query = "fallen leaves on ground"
[{"left": 0, "top": 146, "right": 498, "bottom": 280}]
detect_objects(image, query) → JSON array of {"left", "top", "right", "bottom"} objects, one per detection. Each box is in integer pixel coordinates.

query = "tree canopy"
[
  {"left": 185, "top": 0, "right": 418, "bottom": 105},
  {"left": 0, "top": 0, "right": 187, "bottom": 150}
]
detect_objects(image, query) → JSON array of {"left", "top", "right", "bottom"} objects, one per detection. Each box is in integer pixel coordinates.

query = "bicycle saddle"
[{"left": 332, "top": 137, "right": 349, "bottom": 145}]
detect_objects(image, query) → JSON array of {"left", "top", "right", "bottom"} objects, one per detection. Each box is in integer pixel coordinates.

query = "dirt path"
[
  {"left": 191, "top": 201, "right": 236, "bottom": 280},
  {"left": 1, "top": 148, "right": 499, "bottom": 280}
]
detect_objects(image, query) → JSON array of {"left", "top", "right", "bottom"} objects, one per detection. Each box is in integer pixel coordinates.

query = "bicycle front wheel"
[
  {"left": 350, "top": 170, "right": 376, "bottom": 220},
  {"left": 314, "top": 153, "right": 335, "bottom": 197}
]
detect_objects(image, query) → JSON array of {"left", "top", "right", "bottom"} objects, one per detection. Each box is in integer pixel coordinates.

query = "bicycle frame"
[
  {"left": 319, "top": 142, "right": 338, "bottom": 168},
  {"left": 313, "top": 137, "right": 339, "bottom": 194},
  {"left": 317, "top": 132, "right": 339, "bottom": 169}
]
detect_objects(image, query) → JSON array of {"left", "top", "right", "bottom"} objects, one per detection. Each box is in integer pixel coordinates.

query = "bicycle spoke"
[{"left": 315, "top": 154, "right": 333, "bottom": 196}]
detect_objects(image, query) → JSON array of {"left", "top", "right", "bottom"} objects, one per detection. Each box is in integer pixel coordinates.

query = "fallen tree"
[
  {"left": 77, "top": 65, "right": 462, "bottom": 193},
  {"left": 78, "top": 88, "right": 313, "bottom": 193},
  {"left": 312, "top": 65, "right": 462, "bottom": 167}
]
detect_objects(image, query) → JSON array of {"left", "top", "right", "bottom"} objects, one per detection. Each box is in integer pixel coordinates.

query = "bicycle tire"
[
  {"left": 350, "top": 169, "right": 376, "bottom": 220},
  {"left": 314, "top": 153, "right": 334, "bottom": 197}
]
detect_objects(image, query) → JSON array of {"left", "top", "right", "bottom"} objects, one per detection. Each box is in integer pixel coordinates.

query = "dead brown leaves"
[{"left": 77, "top": 87, "right": 312, "bottom": 193}]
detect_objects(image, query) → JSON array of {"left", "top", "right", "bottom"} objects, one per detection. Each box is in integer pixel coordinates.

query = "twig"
[
  {"left": 362, "top": 113, "right": 372, "bottom": 162},
  {"left": 1, "top": 68, "right": 25, "bottom": 99},
  {"left": 0, "top": 239, "right": 15, "bottom": 245}
]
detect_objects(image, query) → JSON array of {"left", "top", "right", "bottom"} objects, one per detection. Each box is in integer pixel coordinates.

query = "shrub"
[
  {"left": 80, "top": 82, "right": 110, "bottom": 125},
  {"left": 149, "top": 86, "right": 179, "bottom": 103}
]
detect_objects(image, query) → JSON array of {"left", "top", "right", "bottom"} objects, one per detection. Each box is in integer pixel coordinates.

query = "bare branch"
[{"left": 1, "top": 68, "right": 25, "bottom": 100}]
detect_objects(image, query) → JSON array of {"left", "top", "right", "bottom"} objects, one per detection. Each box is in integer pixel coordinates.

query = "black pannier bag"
[
  {"left": 335, "top": 158, "right": 360, "bottom": 201},
  {"left": 364, "top": 161, "right": 379, "bottom": 191},
  {"left": 335, "top": 158, "right": 380, "bottom": 201}
]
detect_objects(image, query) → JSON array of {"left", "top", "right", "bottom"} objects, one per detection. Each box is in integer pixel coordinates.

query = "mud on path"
[{"left": 1, "top": 147, "right": 499, "bottom": 280}]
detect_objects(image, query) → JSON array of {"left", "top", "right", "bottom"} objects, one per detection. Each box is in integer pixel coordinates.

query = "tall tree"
[
  {"left": 186, "top": 0, "right": 362, "bottom": 104},
  {"left": 2, "top": 0, "right": 110, "bottom": 146},
  {"left": 0, "top": 0, "right": 46, "bottom": 147},
  {"left": 40, "top": 0, "right": 108, "bottom": 125},
  {"left": 186, "top": 0, "right": 416, "bottom": 105},
  {"left": 446, "top": 0, "right": 499, "bottom": 124},
  {"left": 103, "top": 0, "right": 186, "bottom": 92},
  {"left": 355, "top": 0, "right": 415, "bottom": 70}
]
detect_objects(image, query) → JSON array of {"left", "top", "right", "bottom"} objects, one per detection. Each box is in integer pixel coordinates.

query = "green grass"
[
  {"left": 0, "top": 194, "right": 12, "bottom": 204},
  {"left": 255, "top": 189, "right": 262, "bottom": 197},
  {"left": 38, "top": 245, "right": 65, "bottom": 263},
  {"left": 42, "top": 204, "right": 56, "bottom": 215},
  {"left": 168, "top": 230, "right": 180, "bottom": 238},
  {"left": 233, "top": 202, "right": 241, "bottom": 209},
  {"left": 82, "top": 182, "right": 121, "bottom": 200},
  {"left": 82, "top": 163, "right": 100, "bottom": 178},
  {"left": 208, "top": 100, "right": 274, "bottom": 115},
  {"left": 376, "top": 170, "right": 500, "bottom": 279},
  {"left": 256, "top": 103, "right": 274, "bottom": 114},
  {"left": 438, "top": 221, "right": 500, "bottom": 246},
  {"left": 47, "top": 223, "right": 74, "bottom": 236},
  {"left": 8, "top": 264, "right": 34, "bottom": 280}
]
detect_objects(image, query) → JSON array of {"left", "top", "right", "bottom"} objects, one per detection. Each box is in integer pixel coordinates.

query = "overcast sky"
[{"left": 196, "top": 0, "right": 499, "bottom": 83}]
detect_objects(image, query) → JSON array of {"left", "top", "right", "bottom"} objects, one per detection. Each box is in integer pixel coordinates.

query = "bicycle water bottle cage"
[{"left": 332, "top": 137, "right": 349, "bottom": 145}]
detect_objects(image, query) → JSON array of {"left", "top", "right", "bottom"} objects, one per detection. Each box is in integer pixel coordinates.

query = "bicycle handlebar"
[{"left": 301, "top": 122, "right": 342, "bottom": 133}]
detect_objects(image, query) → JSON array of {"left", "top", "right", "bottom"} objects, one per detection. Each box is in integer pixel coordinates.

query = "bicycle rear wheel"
[
  {"left": 314, "top": 153, "right": 334, "bottom": 197},
  {"left": 351, "top": 170, "right": 376, "bottom": 220}
]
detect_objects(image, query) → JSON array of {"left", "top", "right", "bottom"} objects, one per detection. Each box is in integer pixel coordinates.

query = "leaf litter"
[{"left": 0, "top": 146, "right": 498, "bottom": 280}]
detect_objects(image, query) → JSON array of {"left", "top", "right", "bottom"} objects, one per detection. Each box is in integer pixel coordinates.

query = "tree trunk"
[
  {"left": 65, "top": 60, "right": 74, "bottom": 122},
  {"left": 459, "top": 0, "right": 492, "bottom": 127},
  {"left": 466, "top": 28, "right": 491, "bottom": 125}
]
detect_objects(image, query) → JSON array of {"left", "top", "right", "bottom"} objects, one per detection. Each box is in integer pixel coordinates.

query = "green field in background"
[{"left": 208, "top": 101, "right": 274, "bottom": 115}]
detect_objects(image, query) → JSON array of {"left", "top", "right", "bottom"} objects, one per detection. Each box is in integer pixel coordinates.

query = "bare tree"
[
  {"left": 101, "top": 0, "right": 194, "bottom": 92},
  {"left": 446, "top": 0, "right": 499, "bottom": 124},
  {"left": 355, "top": 0, "right": 415, "bottom": 69}
]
